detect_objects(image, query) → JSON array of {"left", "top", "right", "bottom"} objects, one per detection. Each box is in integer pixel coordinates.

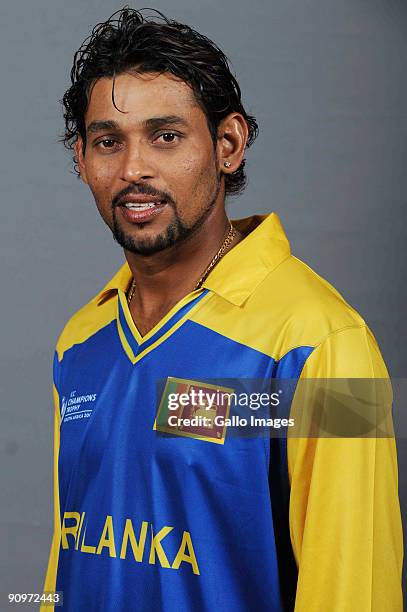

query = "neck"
[{"left": 124, "top": 207, "right": 243, "bottom": 310}]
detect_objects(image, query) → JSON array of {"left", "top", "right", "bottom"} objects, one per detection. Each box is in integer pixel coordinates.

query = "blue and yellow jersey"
[{"left": 42, "top": 212, "right": 403, "bottom": 611}]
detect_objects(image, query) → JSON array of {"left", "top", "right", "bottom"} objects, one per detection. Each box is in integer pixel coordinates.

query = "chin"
[
  {"left": 112, "top": 226, "right": 177, "bottom": 255},
  {"left": 112, "top": 215, "right": 192, "bottom": 256}
]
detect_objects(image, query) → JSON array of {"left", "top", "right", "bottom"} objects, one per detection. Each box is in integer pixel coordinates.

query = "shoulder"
[
  {"left": 54, "top": 262, "right": 131, "bottom": 360},
  {"left": 191, "top": 252, "right": 374, "bottom": 361},
  {"left": 249, "top": 254, "right": 368, "bottom": 355},
  {"left": 54, "top": 292, "right": 117, "bottom": 361}
]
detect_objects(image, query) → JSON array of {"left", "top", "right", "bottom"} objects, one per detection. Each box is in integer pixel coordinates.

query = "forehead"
[{"left": 85, "top": 72, "right": 201, "bottom": 126}]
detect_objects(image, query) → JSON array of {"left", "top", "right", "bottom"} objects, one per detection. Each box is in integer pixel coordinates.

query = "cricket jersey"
[{"left": 42, "top": 212, "right": 403, "bottom": 611}]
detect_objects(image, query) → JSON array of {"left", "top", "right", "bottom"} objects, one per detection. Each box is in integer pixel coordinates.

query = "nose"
[{"left": 119, "top": 142, "right": 156, "bottom": 183}]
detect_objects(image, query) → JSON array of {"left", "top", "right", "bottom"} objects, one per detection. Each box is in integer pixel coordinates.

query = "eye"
[
  {"left": 95, "top": 138, "right": 119, "bottom": 149},
  {"left": 155, "top": 132, "right": 181, "bottom": 144}
]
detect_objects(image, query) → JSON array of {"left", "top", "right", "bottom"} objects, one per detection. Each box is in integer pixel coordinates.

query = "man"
[{"left": 42, "top": 7, "right": 403, "bottom": 611}]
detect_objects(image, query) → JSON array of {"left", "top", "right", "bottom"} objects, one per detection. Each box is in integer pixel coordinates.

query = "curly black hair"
[{"left": 61, "top": 6, "right": 258, "bottom": 196}]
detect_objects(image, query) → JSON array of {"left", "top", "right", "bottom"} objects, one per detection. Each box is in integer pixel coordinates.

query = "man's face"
[{"left": 76, "top": 71, "right": 223, "bottom": 255}]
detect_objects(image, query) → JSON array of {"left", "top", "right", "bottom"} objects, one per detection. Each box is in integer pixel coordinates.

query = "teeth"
[{"left": 125, "top": 202, "right": 159, "bottom": 210}]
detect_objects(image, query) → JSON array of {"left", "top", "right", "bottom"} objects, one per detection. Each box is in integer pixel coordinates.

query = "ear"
[
  {"left": 216, "top": 113, "right": 249, "bottom": 175},
  {"left": 74, "top": 137, "right": 88, "bottom": 184}
]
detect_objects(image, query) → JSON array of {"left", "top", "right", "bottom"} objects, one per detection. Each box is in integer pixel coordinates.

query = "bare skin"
[{"left": 75, "top": 71, "right": 248, "bottom": 336}]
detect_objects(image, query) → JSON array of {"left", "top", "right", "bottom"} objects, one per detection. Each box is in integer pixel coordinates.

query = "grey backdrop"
[{"left": 1, "top": 0, "right": 406, "bottom": 603}]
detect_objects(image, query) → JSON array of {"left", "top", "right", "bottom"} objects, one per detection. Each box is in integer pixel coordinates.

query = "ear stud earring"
[{"left": 224, "top": 161, "right": 231, "bottom": 168}]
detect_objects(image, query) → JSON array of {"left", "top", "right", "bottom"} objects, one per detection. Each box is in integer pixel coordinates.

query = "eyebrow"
[{"left": 86, "top": 115, "right": 190, "bottom": 135}]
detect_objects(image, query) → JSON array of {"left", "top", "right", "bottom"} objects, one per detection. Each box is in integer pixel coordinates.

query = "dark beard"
[{"left": 111, "top": 174, "right": 222, "bottom": 256}]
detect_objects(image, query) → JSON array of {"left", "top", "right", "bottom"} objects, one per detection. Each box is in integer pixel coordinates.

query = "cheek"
[
  {"left": 173, "top": 146, "right": 216, "bottom": 190},
  {"left": 87, "top": 174, "right": 113, "bottom": 219},
  {"left": 86, "top": 157, "right": 116, "bottom": 185},
  {"left": 86, "top": 157, "right": 112, "bottom": 186}
]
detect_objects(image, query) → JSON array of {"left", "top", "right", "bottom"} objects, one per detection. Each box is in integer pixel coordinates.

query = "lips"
[
  {"left": 118, "top": 200, "right": 167, "bottom": 224},
  {"left": 123, "top": 201, "right": 162, "bottom": 211}
]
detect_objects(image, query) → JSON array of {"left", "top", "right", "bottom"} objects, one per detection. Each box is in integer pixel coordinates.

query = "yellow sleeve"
[
  {"left": 288, "top": 325, "right": 403, "bottom": 611},
  {"left": 41, "top": 383, "right": 61, "bottom": 609}
]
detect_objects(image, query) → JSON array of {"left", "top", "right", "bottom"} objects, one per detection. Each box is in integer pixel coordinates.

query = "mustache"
[{"left": 112, "top": 185, "right": 174, "bottom": 207}]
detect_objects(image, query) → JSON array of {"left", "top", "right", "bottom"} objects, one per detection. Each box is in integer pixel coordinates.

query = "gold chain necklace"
[{"left": 127, "top": 221, "right": 237, "bottom": 304}]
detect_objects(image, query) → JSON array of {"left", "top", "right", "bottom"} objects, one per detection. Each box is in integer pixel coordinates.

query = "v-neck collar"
[{"left": 116, "top": 287, "right": 211, "bottom": 364}]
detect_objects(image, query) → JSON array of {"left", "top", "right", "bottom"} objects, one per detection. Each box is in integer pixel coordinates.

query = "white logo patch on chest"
[{"left": 61, "top": 389, "right": 98, "bottom": 424}]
